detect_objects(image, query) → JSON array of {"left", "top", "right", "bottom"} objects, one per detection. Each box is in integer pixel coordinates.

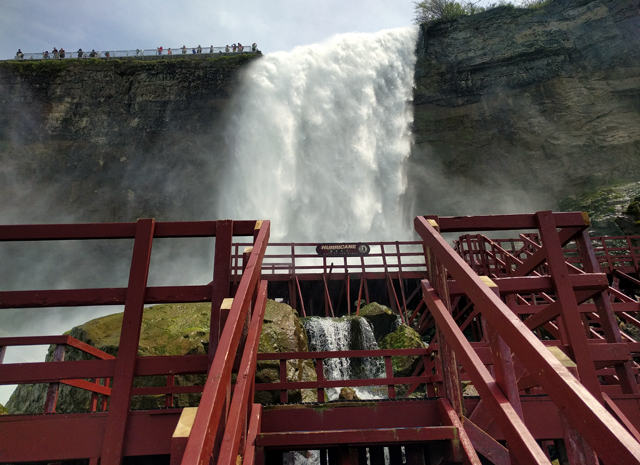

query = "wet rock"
[
  {"left": 359, "top": 303, "right": 398, "bottom": 342},
  {"left": 255, "top": 300, "right": 317, "bottom": 404},
  {"left": 338, "top": 387, "right": 360, "bottom": 401},
  {"left": 409, "top": 0, "right": 640, "bottom": 215},
  {"left": 6, "top": 303, "right": 212, "bottom": 414},
  {"left": 378, "top": 324, "right": 427, "bottom": 378}
]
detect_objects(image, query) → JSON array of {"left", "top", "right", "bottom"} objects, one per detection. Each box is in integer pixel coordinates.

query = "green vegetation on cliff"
[
  {"left": 0, "top": 53, "right": 260, "bottom": 75},
  {"left": 6, "top": 299, "right": 316, "bottom": 413}
]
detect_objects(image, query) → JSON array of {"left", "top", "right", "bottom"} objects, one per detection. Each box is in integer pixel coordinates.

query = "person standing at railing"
[
  {"left": 232, "top": 44, "right": 237, "bottom": 53},
  {"left": 136, "top": 48, "right": 142, "bottom": 56},
  {"left": 15, "top": 49, "right": 24, "bottom": 59},
  {"left": 77, "top": 48, "right": 83, "bottom": 58},
  {"left": 225, "top": 44, "right": 230, "bottom": 53},
  {"left": 210, "top": 45, "right": 213, "bottom": 53},
  {"left": 238, "top": 42, "right": 243, "bottom": 52},
  {"left": 181, "top": 45, "right": 187, "bottom": 54},
  {"left": 197, "top": 45, "right": 202, "bottom": 53},
  {"left": 192, "top": 47, "right": 196, "bottom": 54},
  {"left": 53, "top": 47, "right": 59, "bottom": 58},
  {"left": 43, "top": 51, "right": 50, "bottom": 59},
  {"left": 157, "top": 46, "right": 163, "bottom": 55},
  {"left": 89, "top": 50, "right": 97, "bottom": 58},
  {"left": 105, "top": 51, "right": 110, "bottom": 58},
  {"left": 59, "top": 48, "right": 65, "bottom": 58},
  {"left": 252, "top": 43, "right": 257, "bottom": 52},
  {"left": 168, "top": 48, "right": 172, "bottom": 55}
]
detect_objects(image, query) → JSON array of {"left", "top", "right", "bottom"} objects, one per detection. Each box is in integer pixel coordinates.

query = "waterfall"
[
  {"left": 302, "top": 316, "right": 385, "bottom": 400},
  {"left": 218, "top": 27, "right": 418, "bottom": 242}
]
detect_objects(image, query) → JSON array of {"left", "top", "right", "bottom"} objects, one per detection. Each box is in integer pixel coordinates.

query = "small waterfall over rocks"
[{"left": 301, "top": 316, "right": 386, "bottom": 400}]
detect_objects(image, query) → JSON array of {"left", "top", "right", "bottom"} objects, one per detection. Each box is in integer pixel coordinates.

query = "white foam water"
[
  {"left": 302, "top": 316, "right": 385, "bottom": 401},
  {"left": 219, "top": 27, "right": 418, "bottom": 242}
]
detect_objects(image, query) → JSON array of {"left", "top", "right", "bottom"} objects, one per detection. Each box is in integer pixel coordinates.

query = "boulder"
[
  {"left": 6, "top": 303, "right": 212, "bottom": 414},
  {"left": 359, "top": 303, "right": 398, "bottom": 342},
  {"left": 6, "top": 299, "right": 317, "bottom": 413},
  {"left": 378, "top": 324, "right": 426, "bottom": 378},
  {"left": 255, "top": 300, "right": 317, "bottom": 404},
  {"left": 338, "top": 387, "right": 359, "bottom": 401}
]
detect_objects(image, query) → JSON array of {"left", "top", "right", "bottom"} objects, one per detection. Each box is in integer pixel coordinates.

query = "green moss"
[
  {"left": 0, "top": 403, "right": 8, "bottom": 415},
  {"left": 379, "top": 324, "right": 426, "bottom": 377}
]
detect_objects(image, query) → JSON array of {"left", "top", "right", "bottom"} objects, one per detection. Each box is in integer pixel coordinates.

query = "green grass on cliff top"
[{"left": 0, "top": 53, "right": 260, "bottom": 74}]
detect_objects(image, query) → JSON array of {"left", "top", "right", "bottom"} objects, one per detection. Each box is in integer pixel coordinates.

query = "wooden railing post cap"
[
  {"left": 243, "top": 246, "right": 253, "bottom": 254},
  {"left": 581, "top": 211, "right": 591, "bottom": 226},
  {"left": 172, "top": 407, "right": 198, "bottom": 438},
  {"left": 428, "top": 219, "right": 439, "bottom": 228},
  {"left": 254, "top": 220, "right": 263, "bottom": 229},
  {"left": 221, "top": 298, "right": 234, "bottom": 310},
  {"left": 479, "top": 276, "right": 498, "bottom": 288}
]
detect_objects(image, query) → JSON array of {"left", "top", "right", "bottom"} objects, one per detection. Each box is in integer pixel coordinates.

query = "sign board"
[{"left": 316, "top": 243, "right": 371, "bottom": 256}]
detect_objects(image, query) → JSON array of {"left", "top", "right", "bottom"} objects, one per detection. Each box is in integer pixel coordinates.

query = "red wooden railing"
[
  {"left": 0, "top": 219, "right": 270, "bottom": 465},
  {"left": 417, "top": 212, "right": 640, "bottom": 465},
  {"left": 255, "top": 348, "right": 435, "bottom": 402}
]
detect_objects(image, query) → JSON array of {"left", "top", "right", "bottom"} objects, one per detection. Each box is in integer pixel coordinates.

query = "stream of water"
[{"left": 218, "top": 27, "right": 418, "bottom": 242}]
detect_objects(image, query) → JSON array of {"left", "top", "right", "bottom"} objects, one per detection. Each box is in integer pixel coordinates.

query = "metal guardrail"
[{"left": 10, "top": 44, "right": 258, "bottom": 61}]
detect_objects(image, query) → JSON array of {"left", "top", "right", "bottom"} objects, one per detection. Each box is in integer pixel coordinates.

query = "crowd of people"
[{"left": 15, "top": 43, "right": 259, "bottom": 60}]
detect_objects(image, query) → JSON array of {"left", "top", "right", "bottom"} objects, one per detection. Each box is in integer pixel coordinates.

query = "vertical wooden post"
[
  {"left": 210, "top": 219, "right": 233, "bottom": 362},
  {"left": 100, "top": 218, "right": 155, "bottom": 465},
  {"left": 44, "top": 344, "right": 66, "bottom": 413},
  {"left": 424, "top": 216, "right": 465, "bottom": 417},
  {"left": 384, "top": 356, "right": 396, "bottom": 399},
  {"left": 535, "top": 211, "right": 602, "bottom": 400},
  {"left": 575, "top": 229, "right": 639, "bottom": 395},
  {"left": 316, "top": 358, "right": 325, "bottom": 403},
  {"left": 480, "top": 276, "right": 524, "bottom": 420}
]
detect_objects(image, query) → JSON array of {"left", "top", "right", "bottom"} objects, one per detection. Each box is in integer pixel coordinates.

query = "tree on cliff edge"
[{"left": 413, "top": 0, "right": 483, "bottom": 22}]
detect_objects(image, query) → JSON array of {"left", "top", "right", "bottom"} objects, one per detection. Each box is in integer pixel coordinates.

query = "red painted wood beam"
[
  {"left": 218, "top": 280, "right": 268, "bottom": 465},
  {"left": 0, "top": 359, "right": 115, "bottom": 384},
  {"left": 180, "top": 221, "right": 270, "bottom": 465},
  {"left": 447, "top": 274, "right": 608, "bottom": 296},
  {"left": 242, "top": 405, "right": 263, "bottom": 465},
  {"left": 101, "top": 219, "right": 155, "bottom": 465},
  {"left": 256, "top": 427, "right": 458, "bottom": 448},
  {"left": 0, "top": 220, "right": 259, "bottom": 242},
  {"left": 415, "top": 215, "right": 640, "bottom": 465},
  {"left": 422, "top": 281, "right": 551, "bottom": 465},
  {"left": 431, "top": 212, "right": 589, "bottom": 233},
  {"left": 210, "top": 219, "right": 233, "bottom": 360},
  {"left": 256, "top": 348, "right": 430, "bottom": 360}
]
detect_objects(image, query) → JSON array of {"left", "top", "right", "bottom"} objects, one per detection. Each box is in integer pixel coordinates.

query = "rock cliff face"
[
  {"left": 408, "top": 0, "right": 640, "bottom": 215},
  {"left": 0, "top": 54, "right": 259, "bottom": 223}
]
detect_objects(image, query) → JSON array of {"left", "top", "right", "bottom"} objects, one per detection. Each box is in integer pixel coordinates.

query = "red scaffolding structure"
[{"left": 2, "top": 212, "right": 640, "bottom": 464}]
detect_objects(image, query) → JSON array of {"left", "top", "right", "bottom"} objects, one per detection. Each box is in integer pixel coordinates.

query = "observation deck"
[{"left": 1, "top": 212, "right": 640, "bottom": 464}]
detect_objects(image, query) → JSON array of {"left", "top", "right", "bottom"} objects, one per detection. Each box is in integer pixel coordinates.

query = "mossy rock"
[
  {"left": 338, "top": 387, "right": 359, "bottom": 401},
  {"left": 5, "top": 300, "right": 317, "bottom": 413},
  {"left": 6, "top": 303, "right": 211, "bottom": 414},
  {"left": 559, "top": 182, "right": 640, "bottom": 236},
  {"left": 358, "top": 303, "right": 398, "bottom": 342},
  {"left": 0, "top": 403, "right": 8, "bottom": 415},
  {"left": 255, "top": 300, "right": 317, "bottom": 404},
  {"left": 379, "top": 324, "right": 426, "bottom": 378}
]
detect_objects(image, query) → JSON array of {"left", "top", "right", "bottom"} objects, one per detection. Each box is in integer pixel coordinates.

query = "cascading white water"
[
  {"left": 302, "top": 316, "right": 385, "bottom": 400},
  {"left": 219, "top": 27, "right": 418, "bottom": 242}
]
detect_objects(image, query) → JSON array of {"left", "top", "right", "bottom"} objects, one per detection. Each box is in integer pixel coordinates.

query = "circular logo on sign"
[{"left": 358, "top": 243, "right": 370, "bottom": 254}]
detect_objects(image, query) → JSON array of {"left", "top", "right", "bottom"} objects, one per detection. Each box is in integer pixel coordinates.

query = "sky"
[{"left": 0, "top": 0, "right": 416, "bottom": 60}]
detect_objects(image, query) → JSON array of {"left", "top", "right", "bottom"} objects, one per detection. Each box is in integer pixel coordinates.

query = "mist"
[{"left": 0, "top": 26, "right": 549, "bottom": 404}]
